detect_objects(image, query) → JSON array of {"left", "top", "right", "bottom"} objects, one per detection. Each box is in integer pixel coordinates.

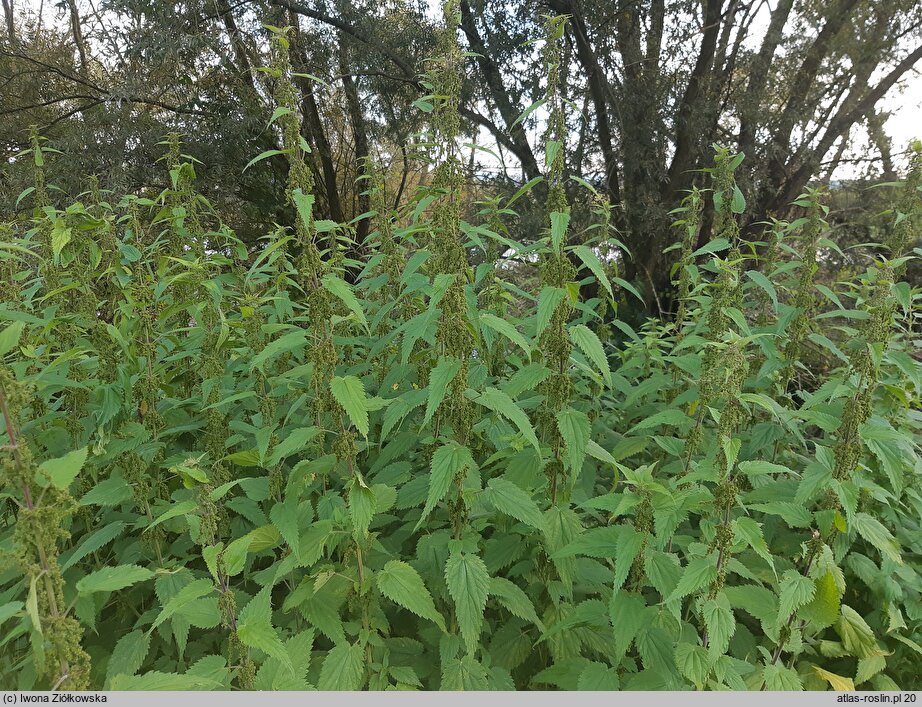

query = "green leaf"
[
  {"left": 146, "top": 500, "right": 198, "bottom": 532},
  {"left": 556, "top": 407, "right": 590, "bottom": 475},
  {"left": 479, "top": 313, "right": 532, "bottom": 360},
  {"left": 76, "top": 565, "right": 154, "bottom": 595},
  {"left": 572, "top": 245, "right": 613, "bottom": 300},
  {"left": 237, "top": 587, "right": 293, "bottom": 674},
  {"left": 800, "top": 570, "right": 841, "bottom": 629},
  {"left": 852, "top": 512, "right": 902, "bottom": 565},
  {"left": 36, "top": 447, "right": 88, "bottom": 490},
  {"left": 609, "top": 591, "right": 646, "bottom": 657},
  {"left": 536, "top": 287, "right": 567, "bottom": 338},
  {"left": 812, "top": 665, "right": 855, "bottom": 692},
  {"left": 746, "top": 270, "right": 778, "bottom": 309},
  {"left": 762, "top": 663, "right": 803, "bottom": 691},
  {"left": 424, "top": 357, "right": 464, "bottom": 426},
  {"left": 629, "top": 408, "right": 691, "bottom": 433},
  {"left": 489, "top": 577, "right": 542, "bottom": 628},
  {"left": 61, "top": 521, "right": 126, "bottom": 571},
  {"left": 105, "top": 630, "right": 151, "bottom": 683},
  {"left": 243, "top": 148, "right": 290, "bottom": 172},
  {"left": 0, "top": 320, "right": 25, "bottom": 357},
  {"left": 667, "top": 555, "right": 718, "bottom": 603},
  {"left": 445, "top": 551, "right": 491, "bottom": 654},
  {"left": 376, "top": 560, "right": 446, "bottom": 631},
  {"left": 318, "top": 642, "right": 364, "bottom": 690},
  {"left": 348, "top": 478, "right": 375, "bottom": 539},
  {"left": 549, "top": 211, "right": 570, "bottom": 253},
  {"left": 419, "top": 441, "right": 475, "bottom": 528},
  {"left": 321, "top": 273, "right": 367, "bottom": 328},
  {"left": 330, "top": 375, "right": 369, "bottom": 437},
  {"left": 472, "top": 387, "right": 540, "bottom": 455},
  {"left": 151, "top": 578, "right": 215, "bottom": 631},
  {"left": 109, "top": 672, "right": 220, "bottom": 690},
  {"left": 485, "top": 477, "right": 544, "bottom": 530},
  {"left": 732, "top": 516, "right": 775, "bottom": 574},
  {"left": 569, "top": 325, "right": 611, "bottom": 387},
  {"left": 777, "top": 569, "right": 815, "bottom": 624},
  {"left": 269, "top": 498, "right": 301, "bottom": 559},
  {"left": 702, "top": 592, "right": 735, "bottom": 657},
  {"left": 577, "top": 662, "right": 620, "bottom": 690},
  {"left": 675, "top": 643, "right": 711, "bottom": 689},
  {"left": 266, "top": 427, "right": 318, "bottom": 467}
]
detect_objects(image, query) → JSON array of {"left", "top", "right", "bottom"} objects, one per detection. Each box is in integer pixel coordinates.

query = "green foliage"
[{"left": 0, "top": 19, "right": 920, "bottom": 695}]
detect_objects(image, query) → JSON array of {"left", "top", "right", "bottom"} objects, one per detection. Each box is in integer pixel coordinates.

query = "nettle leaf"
[
  {"left": 151, "top": 579, "right": 215, "bottom": 631},
  {"left": 76, "top": 565, "right": 154, "bottom": 595},
  {"left": 424, "top": 357, "right": 464, "bottom": 426},
  {"left": 36, "top": 447, "right": 89, "bottom": 490},
  {"left": 852, "top": 512, "right": 902, "bottom": 565},
  {"left": 489, "top": 577, "right": 542, "bottom": 628},
  {"left": 479, "top": 313, "right": 532, "bottom": 360},
  {"left": 376, "top": 560, "right": 446, "bottom": 631},
  {"left": 667, "top": 555, "right": 718, "bottom": 603},
  {"left": 318, "top": 642, "right": 364, "bottom": 690},
  {"left": 105, "top": 630, "right": 151, "bottom": 683},
  {"left": 702, "top": 592, "right": 735, "bottom": 657},
  {"left": 812, "top": 665, "right": 855, "bottom": 692},
  {"left": 762, "top": 663, "right": 803, "bottom": 691},
  {"left": 609, "top": 591, "right": 647, "bottom": 657},
  {"left": 800, "top": 570, "right": 841, "bottom": 629},
  {"left": 484, "top": 477, "right": 544, "bottom": 530},
  {"left": 419, "top": 441, "right": 475, "bottom": 528},
  {"left": 321, "top": 273, "right": 367, "bottom": 328},
  {"left": 237, "top": 587, "right": 293, "bottom": 675},
  {"left": 555, "top": 407, "right": 590, "bottom": 475},
  {"left": 471, "top": 387, "right": 540, "bottom": 454},
  {"left": 348, "top": 478, "right": 376, "bottom": 539},
  {"left": 445, "top": 551, "right": 491, "bottom": 654},
  {"left": 572, "top": 245, "right": 614, "bottom": 300},
  {"left": 269, "top": 498, "right": 301, "bottom": 559},
  {"left": 777, "top": 569, "right": 815, "bottom": 624},
  {"left": 675, "top": 643, "right": 711, "bottom": 688},
  {"left": 569, "top": 324, "right": 612, "bottom": 387},
  {"left": 330, "top": 375, "right": 369, "bottom": 437},
  {"left": 536, "top": 287, "right": 567, "bottom": 338}
]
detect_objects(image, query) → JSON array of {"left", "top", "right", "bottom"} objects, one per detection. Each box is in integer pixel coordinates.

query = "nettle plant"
[{"left": 0, "top": 8, "right": 920, "bottom": 693}]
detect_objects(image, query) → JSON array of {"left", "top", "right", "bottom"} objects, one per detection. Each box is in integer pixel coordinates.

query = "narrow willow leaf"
[
  {"left": 445, "top": 551, "right": 490, "bottom": 654},
  {"left": 376, "top": 560, "right": 446, "bottom": 631}
]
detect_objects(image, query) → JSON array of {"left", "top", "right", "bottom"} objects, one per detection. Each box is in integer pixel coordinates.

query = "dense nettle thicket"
[{"left": 0, "top": 7, "right": 920, "bottom": 692}]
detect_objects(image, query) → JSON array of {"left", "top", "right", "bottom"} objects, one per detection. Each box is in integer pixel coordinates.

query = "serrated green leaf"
[
  {"left": 36, "top": 447, "right": 88, "bottom": 490},
  {"left": 479, "top": 313, "right": 532, "bottom": 360},
  {"left": 77, "top": 565, "right": 153, "bottom": 595},
  {"left": 472, "top": 387, "right": 540, "bottom": 454},
  {"left": 569, "top": 324, "right": 611, "bottom": 387},
  {"left": 485, "top": 477, "right": 544, "bottom": 530},
  {"left": 330, "top": 375, "right": 369, "bottom": 437},
  {"left": 318, "top": 642, "right": 364, "bottom": 690},
  {"left": 376, "top": 560, "right": 445, "bottom": 631},
  {"left": 424, "top": 357, "right": 463, "bottom": 426},
  {"left": 445, "top": 551, "right": 490, "bottom": 654},
  {"left": 555, "top": 407, "right": 590, "bottom": 476}
]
